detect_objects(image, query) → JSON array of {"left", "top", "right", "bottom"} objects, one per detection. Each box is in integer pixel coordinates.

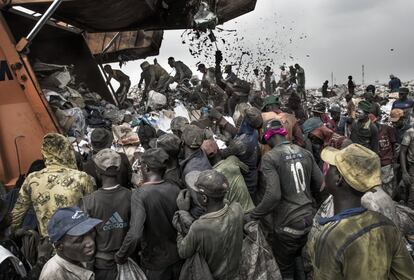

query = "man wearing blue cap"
[{"left": 39, "top": 207, "right": 101, "bottom": 280}]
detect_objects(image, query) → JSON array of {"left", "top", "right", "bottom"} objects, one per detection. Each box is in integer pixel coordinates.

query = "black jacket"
[{"left": 116, "top": 181, "right": 181, "bottom": 270}]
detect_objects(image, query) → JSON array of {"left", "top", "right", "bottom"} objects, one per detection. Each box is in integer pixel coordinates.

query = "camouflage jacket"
[{"left": 12, "top": 133, "right": 95, "bottom": 237}]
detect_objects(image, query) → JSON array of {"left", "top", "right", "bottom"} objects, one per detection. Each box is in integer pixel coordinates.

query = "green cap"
[
  {"left": 358, "top": 100, "right": 373, "bottom": 113},
  {"left": 261, "top": 95, "right": 280, "bottom": 111}
]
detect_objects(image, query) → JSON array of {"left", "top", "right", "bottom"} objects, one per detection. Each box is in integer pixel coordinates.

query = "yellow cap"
[{"left": 321, "top": 144, "right": 381, "bottom": 192}]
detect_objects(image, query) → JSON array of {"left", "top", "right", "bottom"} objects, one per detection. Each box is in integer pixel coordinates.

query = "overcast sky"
[{"left": 118, "top": 0, "right": 414, "bottom": 88}]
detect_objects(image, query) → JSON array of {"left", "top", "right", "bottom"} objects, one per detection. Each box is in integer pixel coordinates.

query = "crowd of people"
[{"left": 1, "top": 51, "right": 414, "bottom": 280}]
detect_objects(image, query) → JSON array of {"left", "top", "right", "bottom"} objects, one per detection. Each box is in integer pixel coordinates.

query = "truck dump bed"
[
  {"left": 11, "top": 0, "right": 257, "bottom": 31},
  {"left": 84, "top": 30, "right": 163, "bottom": 63},
  {"left": 0, "top": 9, "right": 113, "bottom": 186}
]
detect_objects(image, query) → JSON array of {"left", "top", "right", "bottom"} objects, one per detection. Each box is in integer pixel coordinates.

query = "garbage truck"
[{"left": 0, "top": 0, "right": 257, "bottom": 188}]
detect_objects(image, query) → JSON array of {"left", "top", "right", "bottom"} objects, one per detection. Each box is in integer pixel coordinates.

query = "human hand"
[
  {"left": 115, "top": 253, "right": 128, "bottom": 265},
  {"left": 403, "top": 172, "right": 412, "bottom": 186},
  {"left": 176, "top": 189, "right": 191, "bottom": 211},
  {"left": 37, "top": 238, "right": 54, "bottom": 259},
  {"left": 243, "top": 213, "right": 254, "bottom": 225}
]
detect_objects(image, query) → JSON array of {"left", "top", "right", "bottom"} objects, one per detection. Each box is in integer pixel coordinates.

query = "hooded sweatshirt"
[{"left": 12, "top": 133, "right": 95, "bottom": 237}]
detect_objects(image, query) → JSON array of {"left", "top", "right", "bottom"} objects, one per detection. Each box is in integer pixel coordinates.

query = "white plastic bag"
[
  {"left": 174, "top": 101, "right": 191, "bottom": 121},
  {"left": 116, "top": 258, "right": 147, "bottom": 280},
  {"left": 147, "top": 90, "right": 167, "bottom": 109}
]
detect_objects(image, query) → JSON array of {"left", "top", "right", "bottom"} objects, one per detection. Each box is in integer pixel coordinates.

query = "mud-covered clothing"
[
  {"left": 40, "top": 254, "right": 94, "bottom": 280},
  {"left": 173, "top": 61, "right": 192, "bottom": 83},
  {"left": 116, "top": 181, "right": 180, "bottom": 271},
  {"left": 378, "top": 124, "right": 397, "bottom": 166},
  {"left": 402, "top": 128, "right": 414, "bottom": 164},
  {"left": 389, "top": 77, "right": 402, "bottom": 92},
  {"left": 109, "top": 70, "right": 129, "bottom": 83},
  {"left": 308, "top": 209, "right": 414, "bottom": 280},
  {"left": 214, "top": 156, "right": 255, "bottom": 212},
  {"left": 350, "top": 119, "right": 379, "bottom": 153},
  {"left": 108, "top": 70, "right": 131, "bottom": 107},
  {"left": 177, "top": 202, "right": 244, "bottom": 280},
  {"left": 369, "top": 101, "right": 382, "bottom": 118},
  {"left": 222, "top": 122, "right": 259, "bottom": 195},
  {"left": 12, "top": 135, "right": 95, "bottom": 237},
  {"left": 180, "top": 149, "right": 212, "bottom": 179},
  {"left": 0, "top": 240, "right": 31, "bottom": 280},
  {"left": 296, "top": 66, "right": 305, "bottom": 89},
  {"left": 251, "top": 142, "right": 323, "bottom": 227},
  {"left": 347, "top": 80, "right": 355, "bottom": 95},
  {"left": 140, "top": 64, "right": 170, "bottom": 92},
  {"left": 164, "top": 166, "right": 184, "bottom": 189},
  {"left": 81, "top": 186, "right": 131, "bottom": 271}
]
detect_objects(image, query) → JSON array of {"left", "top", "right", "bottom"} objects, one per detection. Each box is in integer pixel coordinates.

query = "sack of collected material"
[
  {"left": 179, "top": 252, "right": 214, "bottom": 280},
  {"left": 239, "top": 221, "right": 282, "bottom": 280},
  {"left": 147, "top": 90, "right": 167, "bottom": 109},
  {"left": 112, "top": 124, "right": 140, "bottom": 146},
  {"left": 65, "top": 87, "right": 85, "bottom": 108},
  {"left": 362, "top": 187, "right": 397, "bottom": 222},
  {"left": 395, "top": 204, "right": 414, "bottom": 236},
  {"left": 103, "top": 108, "right": 125, "bottom": 124},
  {"left": 174, "top": 102, "right": 191, "bottom": 121},
  {"left": 116, "top": 258, "right": 147, "bottom": 280},
  {"left": 55, "top": 107, "right": 86, "bottom": 137},
  {"left": 41, "top": 67, "right": 72, "bottom": 89}
]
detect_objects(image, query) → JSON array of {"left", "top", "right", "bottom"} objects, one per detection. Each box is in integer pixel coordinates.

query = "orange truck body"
[
  {"left": 0, "top": 9, "right": 115, "bottom": 188},
  {"left": 0, "top": 0, "right": 257, "bottom": 187}
]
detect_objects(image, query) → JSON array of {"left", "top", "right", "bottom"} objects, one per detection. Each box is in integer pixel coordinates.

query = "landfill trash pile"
[
  {"left": 306, "top": 80, "right": 414, "bottom": 124},
  {"left": 33, "top": 60, "right": 234, "bottom": 166}
]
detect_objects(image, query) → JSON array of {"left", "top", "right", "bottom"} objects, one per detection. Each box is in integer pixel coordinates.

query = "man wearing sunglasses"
[{"left": 309, "top": 144, "right": 414, "bottom": 279}]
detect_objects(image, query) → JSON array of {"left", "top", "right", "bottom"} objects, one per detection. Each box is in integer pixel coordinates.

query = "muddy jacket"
[
  {"left": 116, "top": 181, "right": 181, "bottom": 270},
  {"left": 177, "top": 202, "right": 244, "bottom": 280},
  {"left": 230, "top": 121, "right": 259, "bottom": 194},
  {"left": 350, "top": 119, "right": 379, "bottom": 153},
  {"left": 180, "top": 149, "right": 212, "bottom": 179},
  {"left": 308, "top": 209, "right": 414, "bottom": 279},
  {"left": 214, "top": 156, "right": 255, "bottom": 212},
  {"left": 140, "top": 64, "right": 169, "bottom": 90},
  {"left": 110, "top": 69, "right": 130, "bottom": 83},
  {"left": 174, "top": 61, "right": 192, "bottom": 82},
  {"left": 11, "top": 134, "right": 95, "bottom": 237},
  {"left": 251, "top": 142, "right": 323, "bottom": 228}
]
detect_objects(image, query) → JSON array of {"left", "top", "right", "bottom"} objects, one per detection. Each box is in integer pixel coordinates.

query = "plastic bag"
[
  {"left": 362, "top": 186, "right": 397, "bottom": 221},
  {"left": 42, "top": 68, "right": 72, "bottom": 89},
  {"left": 116, "top": 258, "right": 147, "bottom": 280},
  {"left": 179, "top": 252, "right": 214, "bottom": 280},
  {"left": 55, "top": 107, "right": 86, "bottom": 137},
  {"left": 239, "top": 221, "right": 282, "bottom": 280},
  {"left": 147, "top": 90, "right": 167, "bottom": 109},
  {"left": 174, "top": 101, "right": 191, "bottom": 121},
  {"left": 395, "top": 204, "right": 414, "bottom": 236},
  {"left": 193, "top": 1, "right": 218, "bottom": 29}
]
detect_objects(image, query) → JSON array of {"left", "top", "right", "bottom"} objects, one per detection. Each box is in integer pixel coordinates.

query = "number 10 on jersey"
[{"left": 291, "top": 162, "right": 306, "bottom": 193}]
